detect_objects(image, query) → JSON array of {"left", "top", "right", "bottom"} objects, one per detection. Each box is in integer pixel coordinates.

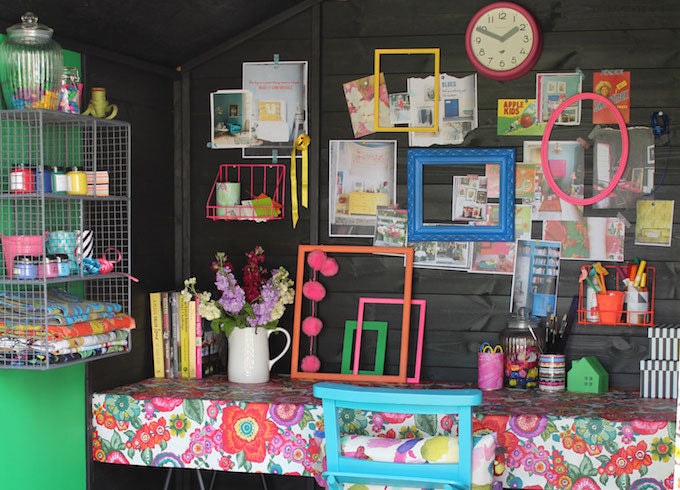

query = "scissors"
[{"left": 480, "top": 342, "right": 503, "bottom": 353}]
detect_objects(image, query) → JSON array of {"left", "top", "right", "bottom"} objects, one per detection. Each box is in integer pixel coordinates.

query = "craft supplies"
[
  {"left": 51, "top": 167, "right": 68, "bottom": 194},
  {"left": 12, "top": 255, "right": 38, "bottom": 279},
  {"left": 10, "top": 164, "right": 34, "bottom": 194},
  {"left": 500, "top": 308, "right": 544, "bottom": 389},
  {"left": 539, "top": 354, "right": 566, "bottom": 392},
  {"left": 58, "top": 66, "right": 81, "bottom": 114},
  {"left": 67, "top": 167, "right": 88, "bottom": 195},
  {"left": 36, "top": 166, "right": 52, "bottom": 193}
]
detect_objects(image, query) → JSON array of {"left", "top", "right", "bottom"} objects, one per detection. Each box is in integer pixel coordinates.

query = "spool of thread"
[
  {"left": 67, "top": 167, "right": 87, "bottom": 195},
  {"left": 539, "top": 354, "right": 566, "bottom": 392},
  {"left": 477, "top": 351, "right": 504, "bottom": 390}
]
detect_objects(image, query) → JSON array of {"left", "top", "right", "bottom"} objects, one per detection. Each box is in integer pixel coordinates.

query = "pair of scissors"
[{"left": 480, "top": 342, "right": 503, "bottom": 353}]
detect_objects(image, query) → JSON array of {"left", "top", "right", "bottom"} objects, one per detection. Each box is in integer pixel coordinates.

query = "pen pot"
[
  {"left": 597, "top": 291, "right": 625, "bottom": 324},
  {"left": 478, "top": 351, "right": 504, "bottom": 390}
]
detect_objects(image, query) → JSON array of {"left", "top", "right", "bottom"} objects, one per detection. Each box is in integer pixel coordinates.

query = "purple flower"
[
  {"left": 215, "top": 269, "right": 246, "bottom": 314},
  {"left": 248, "top": 278, "right": 280, "bottom": 327}
]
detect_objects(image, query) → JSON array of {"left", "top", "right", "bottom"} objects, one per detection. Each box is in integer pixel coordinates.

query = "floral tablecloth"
[
  {"left": 91, "top": 376, "right": 676, "bottom": 490},
  {"left": 474, "top": 389, "right": 676, "bottom": 490}
]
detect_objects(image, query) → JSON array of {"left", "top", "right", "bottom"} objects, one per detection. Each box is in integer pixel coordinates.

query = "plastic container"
[
  {"left": 12, "top": 255, "right": 38, "bottom": 279},
  {"left": 67, "top": 167, "right": 87, "bottom": 195},
  {"left": 0, "top": 12, "right": 63, "bottom": 110},
  {"left": 2, "top": 234, "right": 44, "bottom": 278},
  {"left": 500, "top": 308, "right": 544, "bottom": 389},
  {"left": 51, "top": 167, "right": 68, "bottom": 194}
]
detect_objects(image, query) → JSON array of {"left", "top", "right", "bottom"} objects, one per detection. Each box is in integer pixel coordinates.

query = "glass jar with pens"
[{"left": 499, "top": 308, "right": 544, "bottom": 389}]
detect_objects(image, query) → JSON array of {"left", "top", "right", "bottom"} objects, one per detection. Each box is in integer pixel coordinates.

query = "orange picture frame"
[{"left": 290, "top": 244, "right": 414, "bottom": 382}]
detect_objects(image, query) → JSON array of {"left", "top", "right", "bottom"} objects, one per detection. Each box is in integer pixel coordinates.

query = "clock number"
[
  {"left": 497, "top": 11, "right": 507, "bottom": 20},
  {"left": 499, "top": 60, "right": 506, "bottom": 68},
  {"left": 511, "top": 56, "right": 517, "bottom": 64},
  {"left": 475, "top": 36, "right": 481, "bottom": 44},
  {"left": 478, "top": 48, "right": 486, "bottom": 56},
  {"left": 487, "top": 56, "right": 494, "bottom": 65},
  {"left": 523, "top": 34, "right": 530, "bottom": 43},
  {"left": 519, "top": 23, "right": 527, "bottom": 31}
]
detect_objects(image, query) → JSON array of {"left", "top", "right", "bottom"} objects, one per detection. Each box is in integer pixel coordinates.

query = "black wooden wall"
[{"left": 85, "top": 0, "right": 680, "bottom": 488}]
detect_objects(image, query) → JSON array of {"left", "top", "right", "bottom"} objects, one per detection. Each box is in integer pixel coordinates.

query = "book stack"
[
  {"left": 639, "top": 323, "right": 679, "bottom": 399},
  {"left": 149, "top": 291, "right": 221, "bottom": 379}
]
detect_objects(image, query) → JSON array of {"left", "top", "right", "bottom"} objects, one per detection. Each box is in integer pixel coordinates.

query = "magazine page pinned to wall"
[
  {"left": 209, "top": 90, "right": 255, "bottom": 149},
  {"left": 635, "top": 199, "right": 674, "bottom": 247},
  {"left": 409, "top": 241, "right": 472, "bottom": 271},
  {"left": 542, "top": 217, "right": 625, "bottom": 261},
  {"left": 591, "top": 126, "right": 655, "bottom": 209},
  {"left": 523, "top": 140, "right": 584, "bottom": 221},
  {"left": 408, "top": 73, "right": 477, "bottom": 147},
  {"left": 593, "top": 70, "right": 631, "bottom": 124},
  {"left": 536, "top": 72, "right": 583, "bottom": 125},
  {"left": 510, "top": 239, "right": 561, "bottom": 318},
  {"left": 241, "top": 60, "right": 308, "bottom": 158},
  {"left": 329, "top": 140, "right": 397, "bottom": 238},
  {"left": 469, "top": 241, "right": 516, "bottom": 275},
  {"left": 343, "top": 73, "right": 392, "bottom": 138}
]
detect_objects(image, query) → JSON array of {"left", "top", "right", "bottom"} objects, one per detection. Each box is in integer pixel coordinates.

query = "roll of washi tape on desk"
[
  {"left": 478, "top": 343, "right": 504, "bottom": 391},
  {"left": 539, "top": 354, "right": 565, "bottom": 392}
]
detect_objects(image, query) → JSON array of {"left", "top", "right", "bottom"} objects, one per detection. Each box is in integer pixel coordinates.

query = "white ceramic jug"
[{"left": 227, "top": 327, "right": 291, "bottom": 383}]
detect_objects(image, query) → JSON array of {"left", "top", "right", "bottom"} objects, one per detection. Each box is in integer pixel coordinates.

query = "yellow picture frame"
[{"left": 373, "top": 48, "right": 440, "bottom": 133}]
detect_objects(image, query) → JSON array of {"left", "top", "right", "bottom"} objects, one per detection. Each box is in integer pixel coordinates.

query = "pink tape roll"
[{"left": 477, "top": 352, "right": 504, "bottom": 391}]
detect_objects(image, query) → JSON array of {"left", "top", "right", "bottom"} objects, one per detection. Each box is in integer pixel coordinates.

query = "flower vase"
[{"left": 227, "top": 327, "right": 291, "bottom": 383}]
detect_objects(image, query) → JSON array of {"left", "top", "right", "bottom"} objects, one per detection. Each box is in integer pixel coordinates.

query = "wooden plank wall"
[{"left": 187, "top": 0, "right": 680, "bottom": 392}]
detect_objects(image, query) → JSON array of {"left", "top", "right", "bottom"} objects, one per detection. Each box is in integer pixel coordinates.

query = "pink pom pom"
[
  {"left": 307, "top": 250, "right": 327, "bottom": 271},
  {"left": 302, "top": 280, "right": 326, "bottom": 302},
  {"left": 302, "top": 316, "right": 323, "bottom": 336},
  {"left": 301, "top": 354, "right": 321, "bottom": 372},
  {"left": 320, "top": 257, "right": 339, "bottom": 277}
]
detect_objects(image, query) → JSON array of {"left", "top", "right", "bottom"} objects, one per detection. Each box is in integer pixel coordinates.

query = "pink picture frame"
[{"left": 354, "top": 297, "right": 426, "bottom": 383}]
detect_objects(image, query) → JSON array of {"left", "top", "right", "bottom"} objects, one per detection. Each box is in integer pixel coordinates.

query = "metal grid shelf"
[{"left": 0, "top": 110, "right": 133, "bottom": 370}]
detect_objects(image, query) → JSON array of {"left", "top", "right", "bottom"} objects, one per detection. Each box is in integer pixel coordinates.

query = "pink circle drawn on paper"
[{"left": 540, "top": 92, "right": 629, "bottom": 206}]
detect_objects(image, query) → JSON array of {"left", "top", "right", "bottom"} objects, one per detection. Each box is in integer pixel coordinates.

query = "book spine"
[
  {"left": 194, "top": 298, "right": 203, "bottom": 379},
  {"left": 179, "top": 296, "right": 190, "bottom": 378},
  {"left": 170, "top": 292, "right": 180, "bottom": 378},
  {"left": 160, "top": 291, "right": 172, "bottom": 378},
  {"left": 149, "top": 292, "right": 165, "bottom": 378},
  {"left": 187, "top": 299, "right": 197, "bottom": 378}
]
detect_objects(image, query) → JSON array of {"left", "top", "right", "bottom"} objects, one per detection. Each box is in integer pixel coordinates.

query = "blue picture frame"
[{"left": 407, "top": 147, "right": 515, "bottom": 242}]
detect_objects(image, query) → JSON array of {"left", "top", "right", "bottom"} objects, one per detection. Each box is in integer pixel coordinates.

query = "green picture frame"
[{"left": 340, "top": 320, "right": 388, "bottom": 375}]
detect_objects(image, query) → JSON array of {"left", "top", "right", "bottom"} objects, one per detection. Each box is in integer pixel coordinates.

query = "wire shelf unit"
[{"left": 0, "top": 110, "right": 133, "bottom": 370}]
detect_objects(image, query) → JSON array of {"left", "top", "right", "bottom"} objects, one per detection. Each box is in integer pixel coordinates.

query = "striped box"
[
  {"left": 86, "top": 170, "right": 109, "bottom": 196},
  {"left": 639, "top": 359, "right": 678, "bottom": 399},
  {"left": 647, "top": 324, "right": 680, "bottom": 361}
]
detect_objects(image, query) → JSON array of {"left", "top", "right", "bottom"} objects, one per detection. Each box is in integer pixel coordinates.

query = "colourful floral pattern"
[{"left": 92, "top": 376, "right": 676, "bottom": 490}]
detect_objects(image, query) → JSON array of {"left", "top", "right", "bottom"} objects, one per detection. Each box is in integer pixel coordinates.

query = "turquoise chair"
[{"left": 313, "top": 382, "right": 483, "bottom": 490}]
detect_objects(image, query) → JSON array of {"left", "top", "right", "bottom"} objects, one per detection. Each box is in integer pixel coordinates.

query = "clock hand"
[
  {"left": 475, "top": 26, "right": 504, "bottom": 42},
  {"left": 499, "top": 26, "right": 520, "bottom": 42}
]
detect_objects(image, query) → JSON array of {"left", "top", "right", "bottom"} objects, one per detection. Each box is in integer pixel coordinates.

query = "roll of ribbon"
[{"left": 290, "top": 133, "right": 310, "bottom": 228}]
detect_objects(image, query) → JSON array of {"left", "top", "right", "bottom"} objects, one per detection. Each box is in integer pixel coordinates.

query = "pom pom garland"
[
  {"left": 302, "top": 316, "right": 323, "bottom": 336},
  {"left": 307, "top": 249, "right": 327, "bottom": 271},
  {"left": 302, "top": 280, "right": 326, "bottom": 302},
  {"left": 301, "top": 354, "right": 321, "bottom": 372},
  {"left": 320, "top": 257, "right": 339, "bottom": 277}
]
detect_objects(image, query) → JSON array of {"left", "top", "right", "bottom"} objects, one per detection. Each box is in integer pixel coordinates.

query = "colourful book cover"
[
  {"left": 160, "top": 292, "right": 173, "bottom": 378},
  {"left": 593, "top": 71, "right": 630, "bottom": 124},
  {"left": 178, "top": 295, "right": 190, "bottom": 378},
  {"left": 148, "top": 292, "right": 165, "bottom": 378},
  {"left": 497, "top": 99, "right": 545, "bottom": 136},
  {"left": 188, "top": 299, "right": 197, "bottom": 378}
]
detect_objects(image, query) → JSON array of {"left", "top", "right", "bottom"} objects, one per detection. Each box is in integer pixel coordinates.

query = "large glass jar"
[
  {"left": 0, "top": 12, "right": 63, "bottom": 110},
  {"left": 500, "top": 308, "right": 545, "bottom": 389}
]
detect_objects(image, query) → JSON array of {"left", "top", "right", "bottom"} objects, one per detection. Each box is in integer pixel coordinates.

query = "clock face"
[{"left": 465, "top": 2, "right": 542, "bottom": 81}]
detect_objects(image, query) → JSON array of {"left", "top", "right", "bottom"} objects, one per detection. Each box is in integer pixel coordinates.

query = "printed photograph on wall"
[
  {"left": 536, "top": 72, "right": 583, "bottom": 125},
  {"left": 409, "top": 241, "right": 472, "bottom": 271},
  {"left": 542, "top": 217, "right": 625, "bottom": 261},
  {"left": 209, "top": 90, "right": 255, "bottom": 149},
  {"left": 511, "top": 239, "right": 561, "bottom": 317},
  {"left": 329, "top": 140, "right": 397, "bottom": 237},
  {"left": 242, "top": 60, "right": 308, "bottom": 158}
]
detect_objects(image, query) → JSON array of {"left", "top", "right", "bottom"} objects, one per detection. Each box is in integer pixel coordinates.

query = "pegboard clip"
[
  {"left": 273, "top": 53, "right": 280, "bottom": 68},
  {"left": 271, "top": 149, "right": 279, "bottom": 163}
]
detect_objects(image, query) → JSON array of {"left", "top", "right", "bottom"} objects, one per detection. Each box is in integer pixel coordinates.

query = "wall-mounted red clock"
[{"left": 465, "top": 2, "right": 542, "bottom": 82}]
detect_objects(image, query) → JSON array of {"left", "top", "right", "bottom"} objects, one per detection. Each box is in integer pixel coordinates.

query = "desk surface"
[{"left": 91, "top": 376, "right": 676, "bottom": 489}]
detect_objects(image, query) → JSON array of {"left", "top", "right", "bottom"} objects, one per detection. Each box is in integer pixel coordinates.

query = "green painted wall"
[
  {"left": 0, "top": 46, "right": 85, "bottom": 490},
  {"left": 0, "top": 365, "right": 86, "bottom": 490}
]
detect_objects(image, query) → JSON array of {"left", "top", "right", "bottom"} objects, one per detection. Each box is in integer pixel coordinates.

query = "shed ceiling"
[{"left": 0, "top": 1, "right": 309, "bottom": 69}]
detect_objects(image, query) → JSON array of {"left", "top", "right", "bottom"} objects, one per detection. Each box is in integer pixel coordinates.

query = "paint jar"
[
  {"left": 12, "top": 255, "right": 38, "bottom": 279},
  {"left": 67, "top": 167, "right": 87, "bottom": 195},
  {"left": 51, "top": 166, "right": 68, "bottom": 194},
  {"left": 36, "top": 166, "right": 52, "bottom": 193},
  {"left": 54, "top": 253, "right": 70, "bottom": 277},
  {"left": 37, "top": 254, "right": 59, "bottom": 278},
  {"left": 10, "top": 164, "right": 34, "bottom": 194},
  {"left": 500, "top": 308, "right": 544, "bottom": 389}
]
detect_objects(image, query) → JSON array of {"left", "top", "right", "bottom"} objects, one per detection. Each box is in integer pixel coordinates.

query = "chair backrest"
[{"left": 313, "top": 382, "right": 482, "bottom": 490}]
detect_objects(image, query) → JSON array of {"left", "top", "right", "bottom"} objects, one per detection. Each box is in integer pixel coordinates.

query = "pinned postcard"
[
  {"left": 343, "top": 73, "right": 391, "bottom": 138},
  {"left": 593, "top": 70, "right": 631, "bottom": 124},
  {"left": 635, "top": 200, "right": 674, "bottom": 247},
  {"left": 497, "top": 99, "right": 545, "bottom": 136},
  {"left": 536, "top": 72, "right": 583, "bottom": 125},
  {"left": 543, "top": 217, "right": 625, "bottom": 261}
]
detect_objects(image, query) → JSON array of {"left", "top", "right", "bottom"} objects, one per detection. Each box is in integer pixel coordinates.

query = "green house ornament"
[{"left": 567, "top": 356, "right": 609, "bottom": 393}]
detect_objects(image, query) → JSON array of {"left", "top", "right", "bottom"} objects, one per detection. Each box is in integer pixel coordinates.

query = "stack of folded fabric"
[{"left": 0, "top": 288, "right": 135, "bottom": 367}]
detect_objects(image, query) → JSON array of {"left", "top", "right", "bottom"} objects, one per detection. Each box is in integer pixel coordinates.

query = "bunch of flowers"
[{"left": 181, "top": 246, "right": 295, "bottom": 338}]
